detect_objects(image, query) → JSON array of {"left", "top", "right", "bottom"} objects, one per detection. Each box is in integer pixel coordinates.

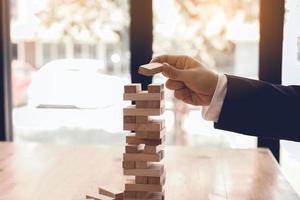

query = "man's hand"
[{"left": 151, "top": 55, "right": 219, "bottom": 106}]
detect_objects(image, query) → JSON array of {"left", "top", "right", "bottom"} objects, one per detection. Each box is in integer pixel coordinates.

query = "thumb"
[{"left": 162, "top": 63, "right": 188, "bottom": 81}]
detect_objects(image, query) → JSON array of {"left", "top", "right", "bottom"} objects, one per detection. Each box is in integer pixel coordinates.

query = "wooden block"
[
  {"left": 123, "top": 164, "right": 164, "bottom": 177},
  {"left": 124, "top": 120, "right": 165, "bottom": 132},
  {"left": 146, "top": 191, "right": 165, "bottom": 200},
  {"left": 86, "top": 193, "right": 116, "bottom": 200},
  {"left": 136, "top": 100, "right": 164, "bottom": 109},
  {"left": 123, "top": 161, "right": 136, "bottom": 169},
  {"left": 126, "top": 135, "right": 165, "bottom": 146},
  {"left": 125, "top": 144, "right": 144, "bottom": 153},
  {"left": 148, "top": 191, "right": 165, "bottom": 200},
  {"left": 125, "top": 134, "right": 140, "bottom": 145},
  {"left": 128, "top": 119, "right": 165, "bottom": 131},
  {"left": 138, "top": 62, "right": 163, "bottom": 76},
  {"left": 136, "top": 176, "right": 148, "bottom": 184},
  {"left": 150, "top": 191, "right": 165, "bottom": 200},
  {"left": 123, "top": 116, "right": 136, "bottom": 124},
  {"left": 123, "top": 91, "right": 164, "bottom": 101},
  {"left": 144, "top": 145, "right": 164, "bottom": 154},
  {"left": 123, "top": 192, "right": 164, "bottom": 200},
  {"left": 98, "top": 186, "right": 124, "bottom": 199},
  {"left": 124, "top": 84, "right": 141, "bottom": 93},
  {"left": 136, "top": 128, "right": 166, "bottom": 140},
  {"left": 125, "top": 183, "right": 163, "bottom": 192},
  {"left": 148, "top": 172, "right": 166, "bottom": 185},
  {"left": 135, "top": 191, "right": 150, "bottom": 198},
  {"left": 123, "top": 124, "right": 135, "bottom": 131},
  {"left": 136, "top": 116, "right": 149, "bottom": 123},
  {"left": 135, "top": 161, "right": 150, "bottom": 169},
  {"left": 125, "top": 177, "right": 136, "bottom": 185},
  {"left": 150, "top": 135, "right": 166, "bottom": 146},
  {"left": 123, "top": 105, "right": 164, "bottom": 116},
  {"left": 148, "top": 83, "right": 164, "bottom": 93},
  {"left": 124, "top": 191, "right": 136, "bottom": 198},
  {"left": 147, "top": 177, "right": 160, "bottom": 185},
  {"left": 123, "top": 151, "right": 164, "bottom": 162}
]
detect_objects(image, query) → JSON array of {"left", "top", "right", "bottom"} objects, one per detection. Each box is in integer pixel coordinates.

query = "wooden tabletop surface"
[{"left": 0, "top": 142, "right": 299, "bottom": 200}]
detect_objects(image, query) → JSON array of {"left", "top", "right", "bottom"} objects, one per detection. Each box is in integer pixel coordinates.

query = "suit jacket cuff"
[{"left": 202, "top": 74, "right": 227, "bottom": 122}]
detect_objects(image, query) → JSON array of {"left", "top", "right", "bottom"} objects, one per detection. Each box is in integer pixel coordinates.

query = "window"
[
  {"left": 153, "top": 0, "right": 259, "bottom": 148},
  {"left": 10, "top": 0, "right": 130, "bottom": 144},
  {"left": 298, "top": 36, "right": 300, "bottom": 62},
  {"left": 10, "top": 0, "right": 260, "bottom": 150},
  {"left": 281, "top": 0, "right": 300, "bottom": 195}
]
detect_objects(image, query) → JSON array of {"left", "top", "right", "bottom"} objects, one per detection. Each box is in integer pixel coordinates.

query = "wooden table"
[{"left": 0, "top": 142, "right": 299, "bottom": 200}]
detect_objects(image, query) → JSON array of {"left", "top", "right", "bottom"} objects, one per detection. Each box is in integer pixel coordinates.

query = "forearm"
[{"left": 214, "top": 75, "right": 300, "bottom": 142}]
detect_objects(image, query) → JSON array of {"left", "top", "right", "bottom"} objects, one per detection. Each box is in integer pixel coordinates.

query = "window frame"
[
  {"left": 0, "top": 0, "right": 13, "bottom": 141},
  {"left": 129, "top": 0, "right": 153, "bottom": 90},
  {"left": 258, "top": 0, "right": 285, "bottom": 162},
  {"left": 1, "top": 0, "right": 286, "bottom": 159}
]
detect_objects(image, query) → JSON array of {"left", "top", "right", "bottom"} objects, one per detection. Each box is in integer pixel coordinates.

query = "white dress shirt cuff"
[{"left": 202, "top": 74, "right": 228, "bottom": 122}]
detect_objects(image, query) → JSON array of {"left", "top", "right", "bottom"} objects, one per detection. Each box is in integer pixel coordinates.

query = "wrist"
[
  {"left": 210, "top": 72, "right": 219, "bottom": 97},
  {"left": 202, "top": 74, "right": 227, "bottom": 122}
]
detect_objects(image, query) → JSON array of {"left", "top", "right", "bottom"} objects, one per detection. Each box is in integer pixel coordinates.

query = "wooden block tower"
[{"left": 123, "top": 83, "right": 165, "bottom": 200}]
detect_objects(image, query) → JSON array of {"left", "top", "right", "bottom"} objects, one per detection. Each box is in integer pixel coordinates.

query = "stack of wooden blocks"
[{"left": 123, "top": 83, "right": 165, "bottom": 200}]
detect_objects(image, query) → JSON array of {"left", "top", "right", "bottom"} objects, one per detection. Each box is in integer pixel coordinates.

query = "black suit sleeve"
[{"left": 214, "top": 75, "right": 300, "bottom": 142}]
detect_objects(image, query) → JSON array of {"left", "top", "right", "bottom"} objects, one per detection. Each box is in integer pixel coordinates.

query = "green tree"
[
  {"left": 154, "top": 0, "right": 259, "bottom": 67},
  {"left": 36, "top": 0, "right": 129, "bottom": 43}
]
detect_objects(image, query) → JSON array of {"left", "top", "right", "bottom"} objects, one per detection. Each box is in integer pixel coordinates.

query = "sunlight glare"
[{"left": 154, "top": 0, "right": 179, "bottom": 37}]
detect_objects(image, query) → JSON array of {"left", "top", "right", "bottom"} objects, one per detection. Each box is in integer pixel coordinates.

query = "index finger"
[{"left": 151, "top": 55, "right": 189, "bottom": 70}]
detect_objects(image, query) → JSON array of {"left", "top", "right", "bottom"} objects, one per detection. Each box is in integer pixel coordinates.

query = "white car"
[{"left": 14, "top": 59, "right": 130, "bottom": 144}]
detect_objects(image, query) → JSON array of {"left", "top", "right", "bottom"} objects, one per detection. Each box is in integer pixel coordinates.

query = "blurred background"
[{"left": 7, "top": 0, "right": 300, "bottom": 195}]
